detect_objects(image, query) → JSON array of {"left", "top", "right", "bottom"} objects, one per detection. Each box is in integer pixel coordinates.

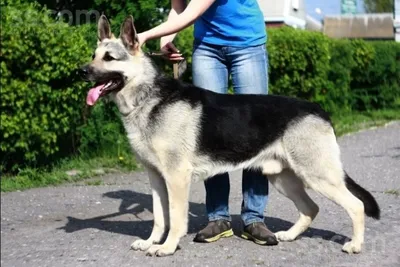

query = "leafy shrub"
[
  {"left": 325, "top": 39, "right": 376, "bottom": 113},
  {"left": 266, "top": 27, "right": 400, "bottom": 113},
  {"left": 267, "top": 27, "right": 332, "bottom": 111},
  {"left": 324, "top": 39, "right": 355, "bottom": 113},
  {"left": 77, "top": 102, "right": 133, "bottom": 160},
  {"left": 350, "top": 41, "right": 400, "bottom": 110},
  {"left": 325, "top": 39, "right": 399, "bottom": 112},
  {"left": 0, "top": 1, "right": 92, "bottom": 171},
  {"left": 349, "top": 39, "right": 376, "bottom": 83}
]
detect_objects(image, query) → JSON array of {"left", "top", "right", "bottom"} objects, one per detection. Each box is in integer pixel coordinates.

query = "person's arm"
[
  {"left": 138, "top": 0, "right": 215, "bottom": 45},
  {"left": 159, "top": 0, "right": 187, "bottom": 48},
  {"left": 156, "top": 0, "right": 187, "bottom": 61}
]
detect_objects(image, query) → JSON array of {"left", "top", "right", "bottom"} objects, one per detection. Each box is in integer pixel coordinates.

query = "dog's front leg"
[
  {"left": 146, "top": 166, "right": 192, "bottom": 257},
  {"left": 131, "top": 167, "right": 169, "bottom": 251}
]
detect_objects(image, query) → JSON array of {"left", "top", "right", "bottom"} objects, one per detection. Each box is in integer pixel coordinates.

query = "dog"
[{"left": 79, "top": 15, "right": 380, "bottom": 257}]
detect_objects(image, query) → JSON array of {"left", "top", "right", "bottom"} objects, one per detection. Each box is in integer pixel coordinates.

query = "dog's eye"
[
  {"left": 103, "top": 53, "right": 115, "bottom": 62},
  {"left": 91, "top": 53, "right": 95, "bottom": 60}
]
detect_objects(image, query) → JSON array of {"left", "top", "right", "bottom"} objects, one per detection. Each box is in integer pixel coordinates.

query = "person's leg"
[
  {"left": 191, "top": 42, "right": 233, "bottom": 242},
  {"left": 228, "top": 44, "right": 277, "bottom": 245}
]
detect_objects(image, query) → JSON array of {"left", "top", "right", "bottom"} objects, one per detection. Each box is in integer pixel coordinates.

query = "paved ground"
[{"left": 2, "top": 122, "right": 400, "bottom": 267}]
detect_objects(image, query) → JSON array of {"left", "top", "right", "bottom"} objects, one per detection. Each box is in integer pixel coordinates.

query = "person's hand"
[
  {"left": 160, "top": 41, "right": 184, "bottom": 61},
  {"left": 137, "top": 32, "right": 147, "bottom": 47}
]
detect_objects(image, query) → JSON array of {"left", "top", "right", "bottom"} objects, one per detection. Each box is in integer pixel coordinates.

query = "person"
[{"left": 138, "top": 0, "right": 278, "bottom": 246}]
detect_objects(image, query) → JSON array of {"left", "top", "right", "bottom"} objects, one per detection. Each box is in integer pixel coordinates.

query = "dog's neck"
[
  {"left": 112, "top": 82, "right": 151, "bottom": 115},
  {"left": 112, "top": 56, "right": 159, "bottom": 116}
]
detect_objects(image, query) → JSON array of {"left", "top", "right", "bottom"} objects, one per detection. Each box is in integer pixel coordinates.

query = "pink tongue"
[{"left": 86, "top": 84, "right": 105, "bottom": 106}]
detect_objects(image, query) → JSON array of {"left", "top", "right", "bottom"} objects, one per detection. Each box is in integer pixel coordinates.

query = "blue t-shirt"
[{"left": 194, "top": 0, "right": 267, "bottom": 47}]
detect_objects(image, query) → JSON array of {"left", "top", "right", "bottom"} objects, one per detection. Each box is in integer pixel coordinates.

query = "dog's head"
[{"left": 79, "top": 15, "right": 146, "bottom": 106}]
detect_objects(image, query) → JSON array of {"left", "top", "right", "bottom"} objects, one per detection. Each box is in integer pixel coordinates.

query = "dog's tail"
[{"left": 345, "top": 172, "right": 380, "bottom": 220}]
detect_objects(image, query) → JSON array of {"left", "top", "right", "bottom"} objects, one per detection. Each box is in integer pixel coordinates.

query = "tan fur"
[
  {"left": 131, "top": 167, "right": 168, "bottom": 251},
  {"left": 268, "top": 169, "right": 319, "bottom": 242}
]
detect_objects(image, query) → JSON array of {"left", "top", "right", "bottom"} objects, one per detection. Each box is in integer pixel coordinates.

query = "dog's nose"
[{"left": 78, "top": 66, "right": 89, "bottom": 77}]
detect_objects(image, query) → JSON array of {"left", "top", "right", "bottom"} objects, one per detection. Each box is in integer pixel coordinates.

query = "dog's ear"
[
  {"left": 98, "top": 15, "right": 112, "bottom": 43},
  {"left": 120, "top": 16, "right": 139, "bottom": 52}
]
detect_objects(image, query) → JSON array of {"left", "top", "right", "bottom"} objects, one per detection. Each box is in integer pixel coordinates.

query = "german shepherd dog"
[{"left": 79, "top": 15, "right": 380, "bottom": 257}]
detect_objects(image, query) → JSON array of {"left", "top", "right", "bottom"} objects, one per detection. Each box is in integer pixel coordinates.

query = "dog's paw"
[
  {"left": 145, "top": 244, "right": 176, "bottom": 257},
  {"left": 131, "top": 239, "right": 153, "bottom": 251},
  {"left": 274, "top": 231, "right": 296, "bottom": 242},
  {"left": 342, "top": 241, "right": 362, "bottom": 254}
]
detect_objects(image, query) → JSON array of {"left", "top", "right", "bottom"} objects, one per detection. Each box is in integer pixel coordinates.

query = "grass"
[
  {"left": 1, "top": 108, "right": 399, "bottom": 193},
  {"left": 1, "top": 153, "right": 138, "bottom": 192},
  {"left": 384, "top": 189, "right": 399, "bottom": 197},
  {"left": 331, "top": 109, "right": 400, "bottom": 137},
  {"left": 85, "top": 179, "right": 103, "bottom": 186}
]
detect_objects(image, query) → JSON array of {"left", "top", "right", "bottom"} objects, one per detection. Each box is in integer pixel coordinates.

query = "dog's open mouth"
[{"left": 86, "top": 79, "right": 123, "bottom": 106}]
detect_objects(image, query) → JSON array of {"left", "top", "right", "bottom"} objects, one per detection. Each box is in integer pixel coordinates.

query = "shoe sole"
[
  {"left": 241, "top": 232, "right": 277, "bottom": 246},
  {"left": 241, "top": 232, "right": 267, "bottom": 245},
  {"left": 203, "top": 229, "right": 234, "bottom": 243}
]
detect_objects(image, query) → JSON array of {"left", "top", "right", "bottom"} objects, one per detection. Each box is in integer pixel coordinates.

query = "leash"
[{"left": 145, "top": 51, "right": 186, "bottom": 79}]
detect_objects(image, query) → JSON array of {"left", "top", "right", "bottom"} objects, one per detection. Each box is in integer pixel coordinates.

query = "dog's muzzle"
[{"left": 78, "top": 65, "right": 91, "bottom": 81}]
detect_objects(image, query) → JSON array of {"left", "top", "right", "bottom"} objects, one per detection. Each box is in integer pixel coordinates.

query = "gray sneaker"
[
  {"left": 241, "top": 222, "right": 278, "bottom": 245},
  {"left": 193, "top": 220, "right": 234, "bottom": 243}
]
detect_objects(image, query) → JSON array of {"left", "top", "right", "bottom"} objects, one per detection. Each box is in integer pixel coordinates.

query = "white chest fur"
[{"left": 125, "top": 125, "right": 158, "bottom": 166}]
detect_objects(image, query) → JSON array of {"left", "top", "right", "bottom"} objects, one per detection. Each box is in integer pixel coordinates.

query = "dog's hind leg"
[
  {"left": 145, "top": 163, "right": 192, "bottom": 257},
  {"left": 290, "top": 139, "right": 365, "bottom": 253},
  {"left": 283, "top": 115, "right": 366, "bottom": 253},
  {"left": 267, "top": 169, "right": 319, "bottom": 242},
  {"left": 131, "top": 167, "right": 169, "bottom": 251},
  {"left": 304, "top": 171, "right": 366, "bottom": 254}
]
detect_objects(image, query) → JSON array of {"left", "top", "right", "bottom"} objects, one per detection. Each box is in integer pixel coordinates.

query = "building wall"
[
  {"left": 287, "top": 0, "right": 306, "bottom": 20},
  {"left": 258, "top": 0, "right": 286, "bottom": 18},
  {"left": 324, "top": 14, "right": 394, "bottom": 40},
  {"left": 305, "top": 15, "right": 323, "bottom": 31},
  {"left": 259, "top": 0, "right": 306, "bottom": 29}
]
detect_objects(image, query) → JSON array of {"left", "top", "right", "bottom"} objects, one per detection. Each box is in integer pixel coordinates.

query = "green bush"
[
  {"left": 267, "top": 27, "right": 400, "bottom": 113},
  {"left": 350, "top": 41, "right": 400, "bottom": 110},
  {"left": 0, "top": 1, "right": 92, "bottom": 172},
  {"left": 324, "top": 39, "right": 355, "bottom": 113},
  {"left": 267, "top": 27, "right": 332, "bottom": 110},
  {"left": 325, "top": 39, "right": 399, "bottom": 112},
  {"left": 325, "top": 39, "right": 376, "bottom": 113},
  {"left": 77, "top": 102, "right": 133, "bottom": 160}
]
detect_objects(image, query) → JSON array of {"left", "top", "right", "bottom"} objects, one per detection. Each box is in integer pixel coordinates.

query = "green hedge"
[
  {"left": 267, "top": 27, "right": 332, "bottom": 105},
  {"left": 267, "top": 27, "right": 400, "bottom": 113},
  {"left": 0, "top": 1, "right": 92, "bottom": 171},
  {"left": 350, "top": 41, "right": 400, "bottom": 110}
]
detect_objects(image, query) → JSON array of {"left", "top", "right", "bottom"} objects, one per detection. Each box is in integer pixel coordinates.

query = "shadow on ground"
[{"left": 58, "top": 189, "right": 349, "bottom": 245}]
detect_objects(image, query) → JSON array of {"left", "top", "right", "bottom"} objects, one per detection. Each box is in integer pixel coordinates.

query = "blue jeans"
[{"left": 192, "top": 41, "right": 270, "bottom": 226}]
